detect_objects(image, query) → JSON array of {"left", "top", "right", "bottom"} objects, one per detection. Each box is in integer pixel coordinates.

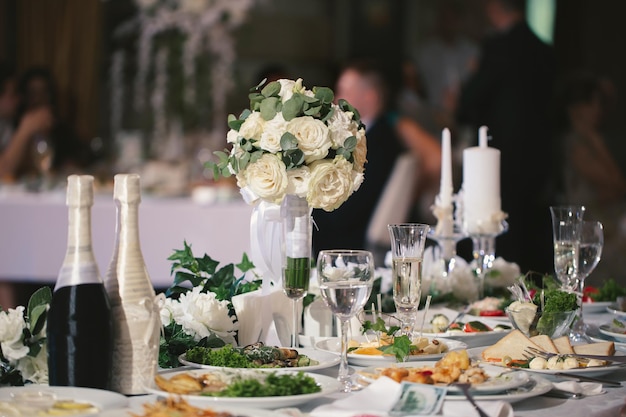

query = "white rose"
[
  {"left": 226, "top": 128, "right": 240, "bottom": 144},
  {"left": 286, "top": 116, "right": 331, "bottom": 163},
  {"left": 327, "top": 106, "right": 358, "bottom": 148},
  {"left": 259, "top": 113, "right": 287, "bottom": 153},
  {"left": 16, "top": 343, "right": 48, "bottom": 384},
  {"left": 307, "top": 157, "right": 355, "bottom": 211},
  {"left": 0, "top": 307, "right": 28, "bottom": 362},
  {"left": 157, "top": 294, "right": 179, "bottom": 327},
  {"left": 238, "top": 112, "right": 265, "bottom": 141},
  {"left": 278, "top": 79, "right": 296, "bottom": 103},
  {"left": 286, "top": 166, "right": 311, "bottom": 198},
  {"left": 175, "top": 287, "right": 237, "bottom": 344},
  {"left": 240, "top": 153, "right": 288, "bottom": 204}
]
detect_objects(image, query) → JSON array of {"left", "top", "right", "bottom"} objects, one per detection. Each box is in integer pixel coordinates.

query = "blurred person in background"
[
  {"left": 456, "top": 0, "right": 556, "bottom": 274},
  {"left": 313, "top": 60, "right": 441, "bottom": 263}
]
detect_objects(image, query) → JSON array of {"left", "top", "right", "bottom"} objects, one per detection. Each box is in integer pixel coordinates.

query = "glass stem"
[
  {"left": 291, "top": 298, "right": 299, "bottom": 348},
  {"left": 339, "top": 318, "right": 351, "bottom": 392}
]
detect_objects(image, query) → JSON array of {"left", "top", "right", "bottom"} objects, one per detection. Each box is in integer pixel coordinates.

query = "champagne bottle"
[
  {"left": 105, "top": 173, "right": 160, "bottom": 395},
  {"left": 47, "top": 175, "right": 113, "bottom": 389}
]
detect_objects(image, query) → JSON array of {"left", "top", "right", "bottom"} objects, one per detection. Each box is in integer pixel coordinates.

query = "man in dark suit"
[{"left": 457, "top": 0, "right": 557, "bottom": 274}]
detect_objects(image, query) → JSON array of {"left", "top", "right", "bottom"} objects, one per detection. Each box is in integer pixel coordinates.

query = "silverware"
[
  {"left": 442, "top": 305, "right": 471, "bottom": 332},
  {"left": 554, "top": 372, "right": 622, "bottom": 387},
  {"left": 543, "top": 388, "right": 584, "bottom": 399},
  {"left": 454, "top": 383, "right": 490, "bottom": 417}
]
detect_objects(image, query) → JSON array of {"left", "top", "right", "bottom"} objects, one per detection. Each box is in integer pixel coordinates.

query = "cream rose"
[
  {"left": 307, "top": 157, "right": 355, "bottom": 211},
  {"left": 286, "top": 166, "right": 311, "bottom": 198},
  {"left": 277, "top": 79, "right": 297, "bottom": 103},
  {"left": 0, "top": 307, "right": 28, "bottom": 362},
  {"left": 240, "top": 153, "right": 288, "bottom": 204},
  {"left": 238, "top": 111, "right": 265, "bottom": 141},
  {"left": 226, "top": 128, "right": 240, "bottom": 144},
  {"left": 259, "top": 113, "right": 287, "bottom": 153},
  {"left": 286, "top": 116, "right": 331, "bottom": 163}
]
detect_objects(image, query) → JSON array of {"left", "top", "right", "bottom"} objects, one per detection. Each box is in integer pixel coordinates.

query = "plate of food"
[
  {"left": 606, "top": 304, "right": 626, "bottom": 318},
  {"left": 315, "top": 335, "right": 467, "bottom": 366},
  {"left": 582, "top": 301, "right": 612, "bottom": 314},
  {"left": 99, "top": 397, "right": 291, "bottom": 417},
  {"left": 147, "top": 368, "right": 339, "bottom": 409},
  {"left": 0, "top": 386, "right": 128, "bottom": 416},
  {"left": 469, "top": 329, "right": 625, "bottom": 377},
  {"left": 587, "top": 326, "right": 626, "bottom": 351},
  {"left": 178, "top": 343, "right": 340, "bottom": 372},
  {"left": 422, "top": 315, "right": 512, "bottom": 348},
  {"left": 598, "top": 320, "right": 626, "bottom": 342},
  {"left": 356, "top": 350, "right": 530, "bottom": 395}
]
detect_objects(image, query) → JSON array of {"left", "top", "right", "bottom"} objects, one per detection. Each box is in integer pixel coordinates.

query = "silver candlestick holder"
[
  {"left": 427, "top": 226, "right": 468, "bottom": 277},
  {"left": 468, "top": 220, "right": 508, "bottom": 300}
]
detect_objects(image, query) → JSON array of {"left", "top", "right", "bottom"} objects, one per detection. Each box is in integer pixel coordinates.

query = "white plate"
[
  {"left": 357, "top": 361, "right": 530, "bottom": 394},
  {"left": 598, "top": 322, "right": 626, "bottom": 342},
  {"left": 606, "top": 304, "right": 626, "bottom": 318},
  {"left": 100, "top": 402, "right": 290, "bottom": 417},
  {"left": 587, "top": 326, "right": 626, "bottom": 351},
  {"left": 178, "top": 347, "right": 339, "bottom": 372},
  {"left": 147, "top": 368, "right": 340, "bottom": 409},
  {"left": 0, "top": 386, "right": 128, "bottom": 416},
  {"left": 583, "top": 301, "right": 612, "bottom": 314},
  {"left": 468, "top": 346, "right": 626, "bottom": 377},
  {"left": 422, "top": 328, "right": 511, "bottom": 349},
  {"left": 445, "top": 374, "right": 552, "bottom": 403},
  {"left": 315, "top": 336, "right": 467, "bottom": 366}
]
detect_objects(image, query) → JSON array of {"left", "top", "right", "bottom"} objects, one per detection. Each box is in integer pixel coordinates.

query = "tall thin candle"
[{"left": 440, "top": 128, "right": 453, "bottom": 207}]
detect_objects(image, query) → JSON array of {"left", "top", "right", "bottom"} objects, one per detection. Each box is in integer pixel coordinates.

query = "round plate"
[
  {"left": 582, "top": 301, "right": 612, "bottom": 314},
  {"left": 587, "top": 326, "right": 626, "bottom": 351},
  {"left": 147, "top": 368, "right": 340, "bottom": 409},
  {"left": 357, "top": 361, "right": 530, "bottom": 394},
  {"left": 421, "top": 329, "right": 511, "bottom": 349},
  {"left": 178, "top": 347, "right": 339, "bottom": 372},
  {"left": 467, "top": 346, "right": 626, "bottom": 377},
  {"left": 598, "top": 322, "right": 626, "bottom": 342},
  {"left": 315, "top": 336, "right": 467, "bottom": 366},
  {"left": 100, "top": 402, "right": 291, "bottom": 417},
  {"left": 446, "top": 375, "right": 552, "bottom": 403},
  {"left": 606, "top": 304, "right": 626, "bottom": 318},
  {"left": 0, "top": 386, "right": 128, "bottom": 416}
]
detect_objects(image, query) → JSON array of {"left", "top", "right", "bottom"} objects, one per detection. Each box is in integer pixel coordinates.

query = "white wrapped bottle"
[
  {"left": 47, "top": 175, "right": 113, "bottom": 389},
  {"left": 104, "top": 173, "right": 160, "bottom": 394}
]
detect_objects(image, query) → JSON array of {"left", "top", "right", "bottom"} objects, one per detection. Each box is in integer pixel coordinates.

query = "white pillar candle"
[
  {"left": 439, "top": 128, "right": 453, "bottom": 207},
  {"left": 462, "top": 126, "right": 501, "bottom": 234}
]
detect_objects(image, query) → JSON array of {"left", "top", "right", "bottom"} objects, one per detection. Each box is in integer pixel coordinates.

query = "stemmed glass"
[
  {"left": 31, "top": 134, "right": 54, "bottom": 188},
  {"left": 317, "top": 250, "right": 375, "bottom": 392},
  {"left": 570, "top": 220, "right": 604, "bottom": 342},
  {"left": 388, "top": 223, "right": 430, "bottom": 336},
  {"left": 550, "top": 205, "right": 585, "bottom": 290}
]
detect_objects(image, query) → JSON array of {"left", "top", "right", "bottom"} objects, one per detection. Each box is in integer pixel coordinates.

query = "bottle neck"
[{"left": 115, "top": 201, "right": 141, "bottom": 249}]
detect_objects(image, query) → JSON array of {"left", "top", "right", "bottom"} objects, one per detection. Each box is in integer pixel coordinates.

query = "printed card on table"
[{"left": 389, "top": 382, "right": 447, "bottom": 416}]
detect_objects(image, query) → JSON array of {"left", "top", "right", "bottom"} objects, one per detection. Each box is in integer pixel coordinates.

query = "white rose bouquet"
[
  {"left": 0, "top": 287, "right": 50, "bottom": 386},
  {"left": 210, "top": 78, "right": 366, "bottom": 211}
]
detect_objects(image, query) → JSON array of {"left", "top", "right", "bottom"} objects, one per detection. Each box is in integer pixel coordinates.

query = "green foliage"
[
  {"left": 207, "top": 372, "right": 321, "bottom": 397},
  {"left": 158, "top": 323, "right": 226, "bottom": 369},
  {"left": 594, "top": 278, "right": 626, "bottom": 301},
  {"left": 533, "top": 289, "right": 577, "bottom": 313},
  {"left": 186, "top": 345, "right": 252, "bottom": 368},
  {"left": 360, "top": 317, "right": 411, "bottom": 362}
]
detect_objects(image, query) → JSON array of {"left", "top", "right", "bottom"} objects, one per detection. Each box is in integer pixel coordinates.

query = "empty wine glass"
[
  {"left": 550, "top": 205, "right": 585, "bottom": 290},
  {"left": 317, "top": 250, "right": 375, "bottom": 392},
  {"left": 388, "top": 223, "right": 430, "bottom": 336},
  {"left": 570, "top": 220, "right": 603, "bottom": 342}
]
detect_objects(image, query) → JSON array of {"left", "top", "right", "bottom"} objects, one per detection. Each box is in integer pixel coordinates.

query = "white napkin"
[
  {"left": 309, "top": 377, "right": 513, "bottom": 417},
  {"left": 552, "top": 381, "right": 604, "bottom": 396}
]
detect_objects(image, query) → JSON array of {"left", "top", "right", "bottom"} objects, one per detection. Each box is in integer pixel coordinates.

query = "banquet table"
[
  {"left": 0, "top": 189, "right": 252, "bottom": 288},
  {"left": 124, "top": 308, "right": 626, "bottom": 417}
]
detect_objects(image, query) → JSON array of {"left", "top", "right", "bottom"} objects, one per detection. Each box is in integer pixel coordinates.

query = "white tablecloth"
[{"left": 0, "top": 191, "right": 253, "bottom": 288}]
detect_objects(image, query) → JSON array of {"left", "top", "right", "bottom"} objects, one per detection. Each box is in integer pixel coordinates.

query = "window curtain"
[{"left": 16, "top": 0, "right": 102, "bottom": 142}]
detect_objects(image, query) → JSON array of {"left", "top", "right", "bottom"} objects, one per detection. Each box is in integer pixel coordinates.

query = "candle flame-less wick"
[{"left": 479, "top": 126, "right": 489, "bottom": 147}]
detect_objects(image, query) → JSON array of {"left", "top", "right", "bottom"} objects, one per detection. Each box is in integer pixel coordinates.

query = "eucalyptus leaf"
[
  {"left": 343, "top": 135, "right": 357, "bottom": 151},
  {"left": 239, "top": 152, "right": 250, "bottom": 171},
  {"left": 251, "top": 78, "right": 267, "bottom": 91},
  {"left": 282, "top": 94, "right": 304, "bottom": 121},
  {"left": 29, "top": 305, "right": 48, "bottom": 336},
  {"left": 260, "top": 96, "right": 280, "bottom": 121},
  {"left": 304, "top": 105, "right": 322, "bottom": 116},
  {"left": 261, "top": 81, "right": 281, "bottom": 98},
  {"left": 314, "top": 86, "right": 334, "bottom": 104},
  {"left": 249, "top": 150, "right": 263, "bottom": 164},
  {"left": 27, "top": 287, "right": 51, "bottom": 323},
  {"left": 280, "top": 132, "right": 299, "bottom": 150},
  {"left": 228, "top": 118, "right": 245, "bottom": 131},
  {"left": 321, "top": 105, "right": 335, "bottom": 122},
  {"left": 302, "top": 95, "right": 319, "bottom": 104},
  {"left": 239, "top": 109, "right": 252, "bottom": 120}
]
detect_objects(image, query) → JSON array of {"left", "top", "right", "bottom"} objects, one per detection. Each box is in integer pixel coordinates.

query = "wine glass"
[
  {"left": 550, "top": 205, "right": 585, "bottom": 289},
  {"left": 317, "top": 250, "right": 375, "bottom": 392},
  {"left": 570, "top": 220, "right": 603, "bottom": 342},
  {"left": 388, "top": 223, "right": 430, "bottom": 336},
  {"left": 31, "top": 134, "right": 54, "bottom": 189}
]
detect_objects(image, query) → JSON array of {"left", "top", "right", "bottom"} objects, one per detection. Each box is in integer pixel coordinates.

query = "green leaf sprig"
[{"left": 360, "top": 316, "right": 413, "bottom": 362}]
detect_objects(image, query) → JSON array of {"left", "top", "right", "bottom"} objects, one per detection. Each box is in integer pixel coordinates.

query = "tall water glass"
[
  {"left": 388, "top": 223, "right": 430, "bottom": 336},
  {"left": 317, "top": 250, "right": 375, "bottom": 393},
  {"left": 571, "top": 220, "right": 603, "bottom": 342},
  {"left": 550, "top": 206, "right": 585, "bottom": 290}
]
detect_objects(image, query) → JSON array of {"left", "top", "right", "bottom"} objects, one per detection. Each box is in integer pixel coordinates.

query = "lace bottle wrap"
[{"left": 105, "top": 173, "right": 160, "bottom": 395}]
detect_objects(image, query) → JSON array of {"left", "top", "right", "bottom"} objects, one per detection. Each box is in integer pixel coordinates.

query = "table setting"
[{"left": 2, "top": 78, "right": 626, "bottom": 417}]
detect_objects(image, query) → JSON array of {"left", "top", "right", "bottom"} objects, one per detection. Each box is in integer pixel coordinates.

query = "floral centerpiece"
[
  {"left": 0, "top": 288, "right": 51, "bottom": 386},
  {"left": 157, "top": 241, "right": 261, "bottom": 368}
]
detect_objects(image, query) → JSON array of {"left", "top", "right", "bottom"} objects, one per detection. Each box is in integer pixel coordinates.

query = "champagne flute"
[
  {"left": 550, "top": 205, "right": 585, "bottom": 290},
  {"left": 317, "top": 250, "right": 375, "bottom": 392},
  {"left": 570, "top": 220, "right": 603, "bottom": 342},
  {"left": 388, "top": 223, "right": 430, "bottom": 336}
]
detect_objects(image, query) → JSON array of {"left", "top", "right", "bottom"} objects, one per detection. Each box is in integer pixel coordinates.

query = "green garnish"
[
  {"left": 204, "top": 372, "right": 321, "bottom": 397},
  {"left": 361, "top": 318, "right": 412, "bottom": 362},
  {"left": 187, "top": 345, "right": 254, "bottom": 368},
  {"left": 613, "top": 318, "right": 625, "bottom": 328},
  {"left": 596, "top": 279, "right": 626, "bottom": 302}
]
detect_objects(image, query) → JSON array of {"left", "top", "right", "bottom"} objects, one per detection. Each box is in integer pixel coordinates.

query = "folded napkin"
[
  {"left": 552, "top": 381, "right": 604, "bottom": 396},
  {"left": 308, "top": 377, "right": 513, "bottom": 417}
]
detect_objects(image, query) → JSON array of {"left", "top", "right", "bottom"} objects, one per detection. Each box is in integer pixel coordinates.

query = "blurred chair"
[{"left": 366, "top": 152, "right": 419, "bottom": 265}]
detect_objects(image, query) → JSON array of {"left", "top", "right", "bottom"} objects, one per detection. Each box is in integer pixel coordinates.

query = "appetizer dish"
[
  {"left": 123, "top": 397, "right": 262, "bottom": 417},
  {"left": 429, "top": 314, "right": 511, "bottom": 334},
  {"left": 480, "top": 329, "right": 616, "bottom": 370},
  {"left": 0, "top": 398, "right": 98, "bottom": 416},
  {"left": 154, "top": 370, "right": 321, "bottom": 397},
  {"left": 183, "top": 343, "right": 319, "bottom": 369},
  {"left": 348, "top": 335, "right": 449, "bottom": 357},
  {"left": 468, "top": 297, "right": 509, "bottom": 317}
]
